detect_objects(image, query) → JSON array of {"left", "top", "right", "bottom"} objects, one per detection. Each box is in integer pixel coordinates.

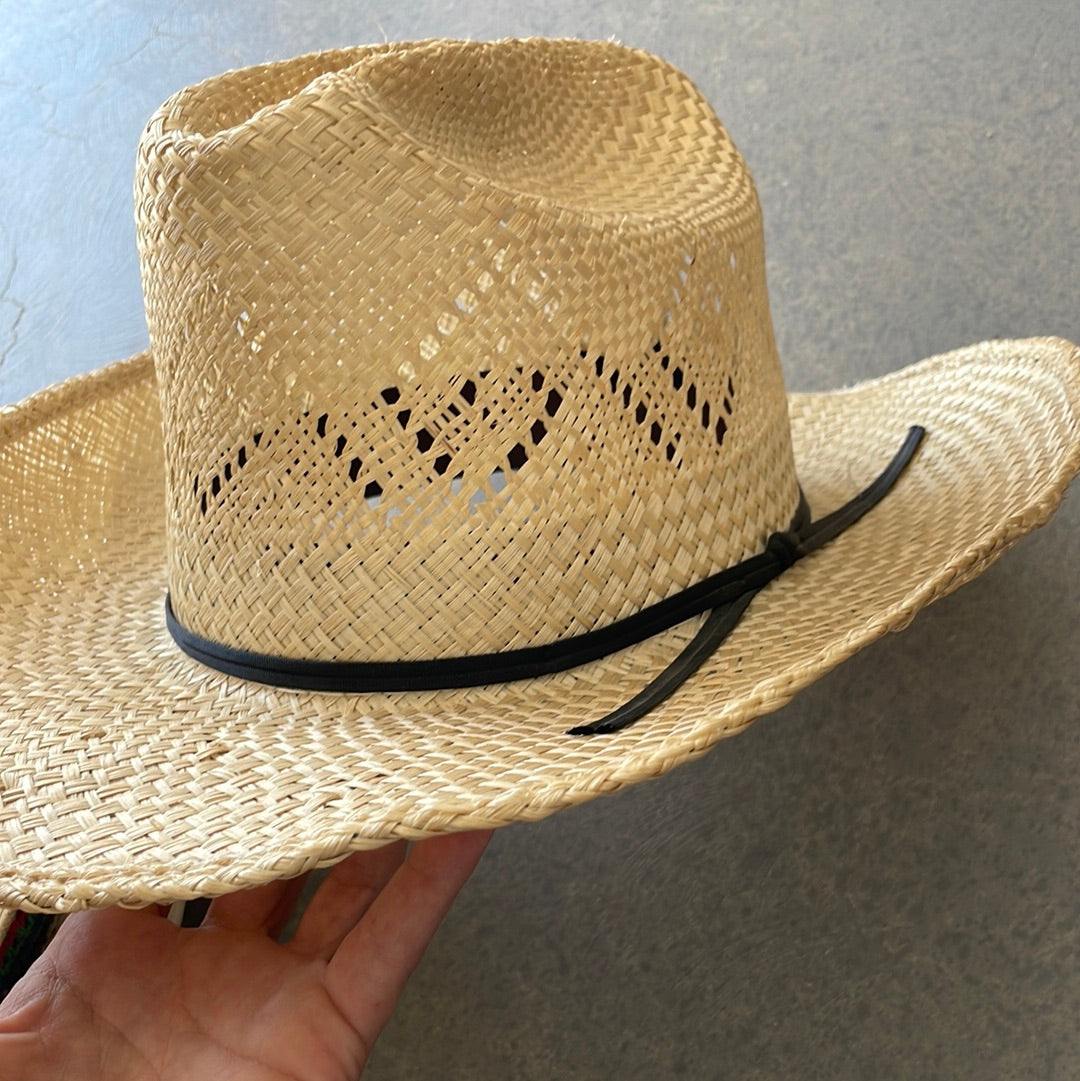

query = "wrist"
[
  {"left": 0, "top": 972, "right": 104, "bottom": 1081},
  {"left": 0, "top": 1037, "right": 49, "bottom": 1081},
  {"left": 0, "top": 1007, "right": 52, "bottom": 1081}
]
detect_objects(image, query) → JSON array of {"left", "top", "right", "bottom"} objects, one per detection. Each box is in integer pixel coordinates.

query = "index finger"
[{"left": 323, "top": 829, "right": 492, "bottom": 1046}]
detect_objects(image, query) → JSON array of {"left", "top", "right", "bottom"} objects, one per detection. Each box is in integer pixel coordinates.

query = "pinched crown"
[{"left": 135, "top": 39, "right": 799, "bottom": 662}]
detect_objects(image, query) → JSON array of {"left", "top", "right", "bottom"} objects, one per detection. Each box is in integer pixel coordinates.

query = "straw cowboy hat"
[{"left": 0, "top": 37, "right": 1077, "bottom": 918}]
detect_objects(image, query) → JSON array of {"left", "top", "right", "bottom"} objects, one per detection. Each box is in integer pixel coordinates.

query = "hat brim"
[{"left": 1, "top": 337, "right": 1077, "bottom": 912}]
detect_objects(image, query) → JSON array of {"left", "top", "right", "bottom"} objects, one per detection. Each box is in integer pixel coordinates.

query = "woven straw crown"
[{"left": 136, "top": 38, "right": 798, "bottom": 663}]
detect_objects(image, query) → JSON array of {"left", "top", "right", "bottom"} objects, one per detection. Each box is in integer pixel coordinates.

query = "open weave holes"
[{"left": 136, "top": 39, "right": 798, "bottom": 662}]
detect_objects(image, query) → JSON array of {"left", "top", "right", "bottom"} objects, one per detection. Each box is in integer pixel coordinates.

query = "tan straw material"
[{"left": 0, "top": 38, "right": 1078, "bottom": 914}]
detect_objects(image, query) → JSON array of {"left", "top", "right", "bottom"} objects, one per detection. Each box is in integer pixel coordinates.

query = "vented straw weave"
[
  {"left": 0, "top": 39, "right": 1077, "bottom": 914},
  {"left": 136, "top": 39, "right": 796, "bottom": 664}
]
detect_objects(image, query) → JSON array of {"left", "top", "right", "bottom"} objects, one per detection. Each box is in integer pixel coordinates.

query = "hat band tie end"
[{"left": 569, "top": 425, "right": 925, "bottom": 734}]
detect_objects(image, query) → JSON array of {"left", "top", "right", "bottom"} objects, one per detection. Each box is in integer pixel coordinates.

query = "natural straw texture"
[
  {"left": 0, "top": 40, "right": 1077, "bottom": 914},
  {"left": 137, "top": 39, "right": 796, "bottom": 664}
]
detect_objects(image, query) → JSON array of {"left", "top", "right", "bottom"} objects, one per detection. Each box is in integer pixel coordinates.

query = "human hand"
[{"left": 0, "top": 830, "right": 492, "bottom": 1080}]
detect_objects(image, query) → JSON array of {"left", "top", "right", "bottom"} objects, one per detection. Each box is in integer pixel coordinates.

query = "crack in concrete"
[{"left": 0, "top": 246, "right": 27, "bottom": 371}]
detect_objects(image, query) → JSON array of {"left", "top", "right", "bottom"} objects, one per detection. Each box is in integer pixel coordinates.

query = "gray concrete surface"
[{"left": 2, "top": 1, "right": 1077, "bottom": 1078}]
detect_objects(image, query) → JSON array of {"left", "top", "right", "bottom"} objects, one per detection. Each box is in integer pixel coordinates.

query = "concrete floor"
[{"left": 2, "top": 2, "right": 1078, "bottom": 1078}]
